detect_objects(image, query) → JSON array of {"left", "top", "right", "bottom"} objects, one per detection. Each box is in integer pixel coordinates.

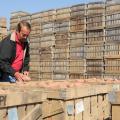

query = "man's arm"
[{"left": 0, "top": 39, "right": 16, "bottom": 76}]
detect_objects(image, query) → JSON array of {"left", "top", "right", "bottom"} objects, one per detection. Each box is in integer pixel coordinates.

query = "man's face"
[{"left": 18, "top": 26, "right": 30, "bottom": 43}]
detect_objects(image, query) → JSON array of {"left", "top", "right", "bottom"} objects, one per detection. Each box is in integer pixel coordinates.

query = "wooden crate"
[
  {"left": 85, "top": 44, "right": 104, "bottom": 59},
  {"left": 108, "top": 91, "right": 120, "bottom": 120},
  {"left": 55, "top": 20, "right": 69, "bottom": 33},
  {"left": 106, "top": 3, "right": 120, "bottom": 14},
  {"left": 55, "top": 33, "right": 69, "bottom": 46},
  {"left": 56, "top": 7, "right": 70, "bottom": 20},
  {"left": 70, "top": 4, "right": 85, "bottom": 18},
  {"left": 20, "top": 15, "right": 31, "bottom": 22},
  {"left": 31, "top": 24, "right": 41, "bottom": 35},
  {"left": 0, "top": 27, "right": 7, "bottom": 36},
  {"left": 41, "top": 22, "right": 54, "bottom": 34},
  {"left": 105, "top": 28, "right": 120, "bottom": 42},
  {"left": 53, "top": 45, "right": 69, "bottom": 59},
  {"left": 40, "top": 10, "right": 56, "bottom": 22},
  {"left": 104, "top": 43, "right": 120, "bottom": 58},
  {"left": 86, "top": 30, "right": 104, "bottom": 44},
  {"left": 0, "top": 17, "right": 7, "bottom": 28},
  {"left": 69, "top": 59, "right": 86, "bottom": 74},
  {"left": 40, "top": 34, "right": 55, "bottom": 47},
  {"left": 31, "top": 14, "right": 41, "bottom": 25},
  {"left": 53, "top": 73, "right": 69, "bottom": 80},
  {"left": 40, "top": 60, "right": 53, "bottom": 73},
  {"left": 30, "top": 63, "right": 40, "bottom": 71},
  {"left": 70, "top": 32, "right": 85, "bottom": 45},
  {"left": 86, "top": 59, "right": 104, "bottom": 75},
  {"left": 69, "top": 73, "right": 86, "bottom": 79},
  {"left": 11, "top": 11, "right": 30, "bottom": 17},
  {"left": 30, "top": 35, "right": 40, "bottom": 43},
  {"left": 53, "top": 60, "right": 69, "bottom": 73},
  {"left": 39, "top": 46, "right": 53, "bottom": 60},
  {"left": 10, "top": 17, "right": 20, "bottom": 25},
  {"left": 30, "top": 54, "right": 40, "bottom": 61},
  {"left": 40, "top": 72, "right": 53, "bottom": 80},
  {"left": 30, "top": 71, "right": 41, "bottom": 80},
  {"left": 30, "top": 41, "right": 40, "bottom": 49},
  {"left": 87, "top": 2, "right": 105, "bottom": 15},
  {"left": 70, "top": 16, "right": 85, "bottom": 32},
  {"left": 86, "top": 14, "right": 105, "bottom": 30},
  {"left": 30, "top": 48, "right": 39, "bottom": 58},
  {"left": 69, "top": 45, "right": 84, "bottom": 59},
  {"left": 105, "top": 59, "right": 120, "bottom": 74},
  {"left": 43, "top": 84, "right": 112, "bottom": 120},
  {"left": 0, "top": 85, "right": 46, "bottom": 120},
  {"left": 104, "top": 73, "right": 120, "bottom": 80},
  {"left": 86, "top": 74, "right": 103, "bottom": 79},
  {"left": 106, "top": 12, "right": 120, "bottom": 28}
]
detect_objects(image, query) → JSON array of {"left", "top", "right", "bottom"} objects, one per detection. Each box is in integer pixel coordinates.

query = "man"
[{"left": 0, "top": 21, "right": 31, "bottom": 82}]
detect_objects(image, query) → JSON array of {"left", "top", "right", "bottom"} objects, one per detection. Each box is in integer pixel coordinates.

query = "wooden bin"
[
  {"left": 108, "top": 91, "right": 120, "bottom": 120},
  {"left": 70, "top": 16, "right": 85, "bottom": 32},
  {"left": 40, "top": 34, "right": 55, "bottom": 47},
  {"left": 86, "top": 14, "right": 105, "bottom": 30},
  {"left": 106, "top": 3, "right": 120, "bottom": 14},
  {"left": 0, "top": 85, "right": 46, "bottom": 120},
  {"left": 70, "top": 4, "right": 85, "bottom": 18},
  {"left": 69, "top": 59, "right": 86, "bottom": 74},
  {"left": 86, "top": 30, "right": 104, "bottom": 44},
  {"left": 42, "top": 84, "right": 112, "bottom": 120},
  {"left": 87, "top": 2, "right": 105, "bottom": 15},
  {"left": 106, "top": 12, "right": 120, "bottom": 28},
  {"left": 55, "top": 32, "right": 69, "bottom": 46},
  {"left": 70, "top": 32, "right": 85, "bottom": 45},
  {"left": 104, "top": 42, "right": 120, "bottom": 58},
  {"left": 69, "top": 45, "right": 85, "bottom": 59},
  {"left": 105, "top": 28, "right": 120, "bottom": 43},
  {"left": 85, "top": 44, "right": 104, "bottom": 59},
  {"left": 40, "top": 60, "right": 53, "bottom": 73},
  {"left": 55, "top": 20, "right": 69, "bottom": 33},
  {"left": 104, "top": 58, "right": 120, "bottom": 74},
  {"left": 56, "top": 7, "right": 70, "bottom": 20}
]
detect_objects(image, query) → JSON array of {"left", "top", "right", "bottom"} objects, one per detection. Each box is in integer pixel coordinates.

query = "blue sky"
[{"left": 0, "top": 0, "right": 97, "bottom": 28}]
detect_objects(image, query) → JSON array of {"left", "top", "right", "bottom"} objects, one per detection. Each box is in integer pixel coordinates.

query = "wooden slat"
[
  {"left": 0, "top": 90, "right": 46, "bottom": 108},
  {"left": 22, "top": 104, "right": 42, "bottom": 120}
]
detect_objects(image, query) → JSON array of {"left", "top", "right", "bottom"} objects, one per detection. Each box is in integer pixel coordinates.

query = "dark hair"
[{"left": 16, "top": 20, "right": 31, "bottom": 32}]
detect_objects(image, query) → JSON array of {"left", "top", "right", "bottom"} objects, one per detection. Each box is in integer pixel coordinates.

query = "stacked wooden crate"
[
  {"left": 53, "top": 7, "right": 70, "bottom": 80},
  {"left": 0, "top": 79, "right": 118, "bottom": 120},
  {"left": 69, "top": 4, "right": 86, "bottom": 79},
  {"left": 10, "top": 11, "right": 31, "bottom": 32},
  {"left": 0, "top": 83, "right": 46, "bottom": 120},
  {"left": 40, "top": 10, "right": 55, "bottom": 80},
  {"left": 0, "top": 17, "right": 7, "bottom": 39},
  {"left": 105, "top": 0, "right": 120, "bottom": 79},
  {"left": 86, "top": 2, "right": 105, "bottom": 78},
  {"left": 30, "top": 12, "right": 41, "bottom": 80}
]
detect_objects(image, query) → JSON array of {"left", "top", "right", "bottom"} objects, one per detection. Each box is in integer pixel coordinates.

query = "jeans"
[{"left": 0, "top": 73, "right": 16, "bottom": 83}]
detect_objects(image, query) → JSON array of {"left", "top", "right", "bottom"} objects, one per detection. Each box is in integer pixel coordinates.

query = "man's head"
[{"left": 16, "top": 21, "right": 31, "bottom": 43}]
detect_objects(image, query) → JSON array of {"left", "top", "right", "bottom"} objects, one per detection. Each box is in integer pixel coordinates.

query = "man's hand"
[
  {"left": 14, "top": 72, "right": 24, "bottom": 82},
  {"left": 23, "top": 71, "right": 29, "bottom": 76}
]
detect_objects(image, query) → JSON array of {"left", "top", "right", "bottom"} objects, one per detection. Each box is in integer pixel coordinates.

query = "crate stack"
[
  {"left": 69, "top": 4, "right": 86, "bottom": 79},
  {"left": 104, "top": 0, "right": 120, "bottom": 79},
  {"left": 10, "top": 11, "right": 31, "bottom": 32},
  {"left": 53, "top": 7, "right": 70, "bottom": 80},
  {"left": 30, "top": 12, "right": 41, "bottom": 80},
  {"left": 30, "top": 10, "right": 55, "bottom": 80},
  {"left": 86, "top": 2, "right": 105, "bottom": 79},
  {"left": 0, "top": 17, "right": 7, "bottom": 39},
  {"left": 40, "top": 10, "right": 56, "bottom": 80}
]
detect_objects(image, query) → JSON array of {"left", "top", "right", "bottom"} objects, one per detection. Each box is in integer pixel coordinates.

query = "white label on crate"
[
  {"left": 67, "top": 104, "right": 74, "bottom": 115},
  {"left": 76, "top": 100, "right": 84, "bottom": 114}
]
